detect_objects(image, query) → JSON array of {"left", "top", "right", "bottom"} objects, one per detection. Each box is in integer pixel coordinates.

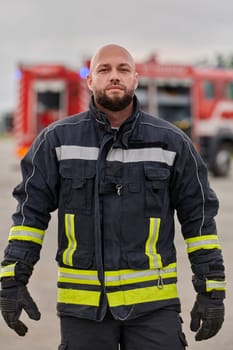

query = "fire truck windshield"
[
  {"left": 136, "top": 80, "right": 192, "bottom": 137},
  {"left": 33, "top": 80, "right": 66, "bottom": 132},
  {"left": 37, "top": 90, "right": 61, "bottom": 110},
  {"left": 158, "top": 105, "right": 192, "bottom": 137}
]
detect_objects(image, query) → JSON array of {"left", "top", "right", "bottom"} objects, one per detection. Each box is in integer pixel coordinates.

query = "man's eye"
[
  {"left": 120, "top": 68, "right": 130, "bottom": 72},
  {"left": 99, "top": 68, "right": 108, "bottom": 73}
]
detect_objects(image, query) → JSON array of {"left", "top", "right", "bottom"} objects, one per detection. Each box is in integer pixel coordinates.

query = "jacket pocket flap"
[
  {"left": 59, "top": 162, "right": 96, "bottom": 179},
  {"left": 144, "top": 165, "right": 170, "bottom": 181}
]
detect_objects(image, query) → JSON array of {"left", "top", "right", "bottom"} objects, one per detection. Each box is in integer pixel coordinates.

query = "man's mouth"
[{"left": 106, "top": 85, "right": 124, "bottom": 91}]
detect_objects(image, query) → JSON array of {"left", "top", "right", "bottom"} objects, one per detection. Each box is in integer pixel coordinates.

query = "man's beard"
[{"left": 95, "top": 89, "right": 134, "bottom": 112}]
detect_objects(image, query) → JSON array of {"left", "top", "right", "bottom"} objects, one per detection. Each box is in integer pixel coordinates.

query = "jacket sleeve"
[
  {"left": 0, "top": 126, "right": 60, "bottom": 287},
  {"left": 170, "top": 133, "right": 226, "bottom": 299}
]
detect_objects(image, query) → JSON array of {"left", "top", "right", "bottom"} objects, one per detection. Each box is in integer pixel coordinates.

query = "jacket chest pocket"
[
  {"left": 144, "top": 165, "right": 170, "bottom": 217},
  {"left": 100, "top": 162, "right": 123, "bottom": 196},
  {"left": 59, "top": 162, "right": 96, "bottom": 214}
]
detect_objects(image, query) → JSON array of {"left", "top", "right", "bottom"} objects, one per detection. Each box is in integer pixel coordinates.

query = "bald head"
[
  {"left": 89, "top": 44, "right": 136, "bottom": 73},
  {"left": 86, "top": 44, "right": 138, "bottom": 122}
]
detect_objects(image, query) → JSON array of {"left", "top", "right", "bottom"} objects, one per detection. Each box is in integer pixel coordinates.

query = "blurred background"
[
  {"left": 1, "top": 0, "right": 233, "bottom": 119},
  {"left": 0, "top": 0, "right": 232, "bottom": 349}
]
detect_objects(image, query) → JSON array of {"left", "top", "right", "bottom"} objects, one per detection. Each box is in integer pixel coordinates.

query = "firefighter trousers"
[{"left": 58, "top": 308, "right": 188, "bottom": 350}]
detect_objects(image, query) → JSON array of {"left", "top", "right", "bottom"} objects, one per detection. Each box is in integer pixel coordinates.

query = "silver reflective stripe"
[
  {"left": 62, "top": 214, "right": 77, "bottom": 266},
  {"left": 145, "top": 218, "right": 162, "bottom": 269},
  {"left": 9, "top": 230, "right": 43, "bottom": 240},
  {"left": 58, "top": 271, "right": 98, "bottom": 282},
  {"left": 187, "top": 239, "right": 219, "bottom": 248},
  {"left": 206, "top": 280, "right": 226, "bottom": 290},
  {"left": 185, "top": 235, "right": 221, "bottom": 254},
  {"left": 58, "top": 266, "right": 177, "bottom": 286},
  {"left": 56, "top": 145, "right": 99, "bottom": 161},
  {"left": 58, "top": 267, "right": 100, "bottom": 286},
  {"left": 106, "top": 147, "right": 176, "bottom": 165},
  {"left": 9, "top": 226, "right": 45, "bottom": 245},
  {"left": 105, "top": 267, "right": 177, "bottom": 282},
  {"left": 0, "top": 263, "right": 16, "bottom": 278}
]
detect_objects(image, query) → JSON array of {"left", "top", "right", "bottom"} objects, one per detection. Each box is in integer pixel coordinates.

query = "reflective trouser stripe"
[
  {"left": 0, "top": 263, "right": 16, "bottom": 278},
  {"left": 62, "top": 214, "right": 77, "bottom": 266},
  {"left": 107, "top": 284, "right": 178, "bottom": 307},
  {"left": 185, "top": 235, "right": 221, "bottom": 253},
  {"left": 206, "top": 279, "right": 226, "bottom": 292},
  {"left": 145, "top": 218, "right": 162, "bottom": 269},
  {"left": 9, "top": 226, "right": 45, "bottom": 245},
  {"left": 58, "top": 264, "right": 177, "bottom": 287},
  {"left": 57, "top": 288, "right": 101, "bottom": 306}
]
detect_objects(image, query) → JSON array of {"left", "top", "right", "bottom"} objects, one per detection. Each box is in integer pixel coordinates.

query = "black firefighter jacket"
[{"left": 1, "top": 96, "right": 225, "bottom": 321}]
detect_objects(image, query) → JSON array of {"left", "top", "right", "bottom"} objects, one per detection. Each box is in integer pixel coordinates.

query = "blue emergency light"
[{"left": 79, "top": 66, "right": 90, "bottom": 79}]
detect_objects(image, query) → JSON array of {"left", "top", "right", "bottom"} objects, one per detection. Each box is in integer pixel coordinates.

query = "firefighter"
[{"left": 0, "top": 44, "right": 226, "bottom": 349}]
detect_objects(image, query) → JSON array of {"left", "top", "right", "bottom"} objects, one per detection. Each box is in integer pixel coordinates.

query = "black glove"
[
  {"left": 0, "top": 285, "right": 41, "bottom": 336},
  {"left": 190, "top": 294, "right": 224, "bottom": 341}
]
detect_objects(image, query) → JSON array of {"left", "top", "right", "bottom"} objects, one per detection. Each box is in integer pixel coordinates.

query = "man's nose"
[
  {"left": 110, "top": 78, "right": 120, "bottom": 85},
  {"left": 109, "top": 68, "right": 120, "bottom": 81}
]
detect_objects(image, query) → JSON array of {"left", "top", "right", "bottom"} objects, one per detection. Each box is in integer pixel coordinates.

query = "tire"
[{"left": 210, "top": 144, "right": 232, "bottom": 177}]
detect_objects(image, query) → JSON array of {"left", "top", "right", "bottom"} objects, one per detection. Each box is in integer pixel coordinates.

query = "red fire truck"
[
  {"left": 14, "top": 56, "right": 233, "bottom": 176},
  {"left": 135, "top": 55, "right": 233, "bottom": 177},
  {"left": 13, "top": 63, "right": 89, "bottom": 158}
]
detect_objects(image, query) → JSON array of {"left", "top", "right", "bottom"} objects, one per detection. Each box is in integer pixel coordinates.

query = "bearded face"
[
  {"left": 86, "top": 45, "right": 138, "bottom": 114},
  {"left": 94, "top": 85, "right": 135, "bottom": 112}
]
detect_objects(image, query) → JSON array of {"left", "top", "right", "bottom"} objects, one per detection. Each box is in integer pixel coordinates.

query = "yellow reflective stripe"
[
  {"left": 57, "top": 288, "right": 101, "bottom": 306},
  {"left": 62, "top": 214, "right": 77, "bottom": 266},
  {"left": 206, "top": 280, "right": 226, "bottom": 292},
  {"left": 59, "top": 267, "right": 98, "bottom": 277},
  {"left": 185, "top": 235, "right": 221, "bottom": 253},
  {"left": 9, "top": 226, "right": 45, "bottom": 245},
  {"left": 107, "top": 284, "right": 178, "bottom": 307},
  {"left": 145, "top": 218, "right": 162, "bottom": 269},
  {"left": 58, "top": 264, "right": 176, "bottom": 287},
  {"left": 0, "top": 263, "right": 16, "bottom": 278},
  {"left": 58, "top": 267, "right": 100, "bottom": 286},
  {"left": 105, "top": 263, "right": 177, "bottom": 286}
]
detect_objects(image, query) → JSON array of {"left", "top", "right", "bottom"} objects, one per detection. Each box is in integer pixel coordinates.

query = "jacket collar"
[{"left": 89, "top": 95, "right": 143, "bottom": 148}]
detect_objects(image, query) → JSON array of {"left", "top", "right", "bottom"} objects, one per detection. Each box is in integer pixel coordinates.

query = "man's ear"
[
  {"left": 86, "top": 74, "right": 93, "bottom": 92},
  {"left": 134, "top": 72, "right": 139, "bottom": 90}
]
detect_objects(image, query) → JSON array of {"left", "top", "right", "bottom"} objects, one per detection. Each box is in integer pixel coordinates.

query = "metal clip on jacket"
[
  {"left": 157, "top": 269, "right": 164, "bottom": 289},
  {"left": 116, "top": 184, "right": 122, "bottom": 196}
]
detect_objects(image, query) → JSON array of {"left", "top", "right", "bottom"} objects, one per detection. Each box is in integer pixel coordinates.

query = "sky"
[{"left": 1, "top": 0, "right": 233, "bottom": 114}]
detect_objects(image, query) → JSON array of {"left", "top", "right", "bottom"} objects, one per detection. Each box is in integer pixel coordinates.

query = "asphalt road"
[{"left": 0, "top": 137, "right": 232, "bottom": 350}]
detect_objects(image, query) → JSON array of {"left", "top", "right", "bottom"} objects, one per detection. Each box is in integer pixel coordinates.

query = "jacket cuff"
[
  {"left": 192, "top": 275, "right": 226, "bottom": 298},
  {"left": 0, "top": 261, "right": 33, "bottom": 288}
]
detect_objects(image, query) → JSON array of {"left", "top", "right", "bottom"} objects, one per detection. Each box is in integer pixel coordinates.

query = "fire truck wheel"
[{"left": 211, "top": 144, "right": 232, "bottom": 177}]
